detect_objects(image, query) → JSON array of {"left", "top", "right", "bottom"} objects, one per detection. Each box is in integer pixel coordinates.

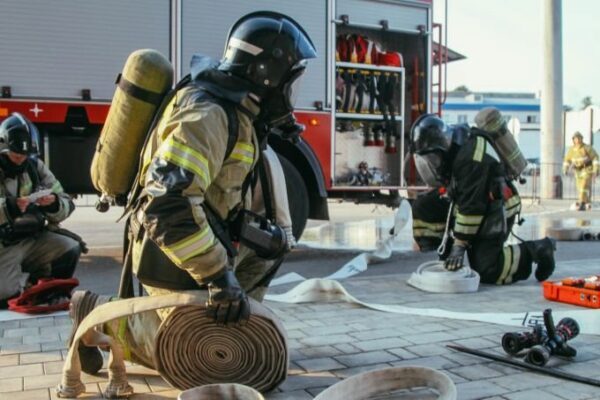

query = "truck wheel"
[{"left": 278, "top": 155, "right": 309, "bottom": 240}]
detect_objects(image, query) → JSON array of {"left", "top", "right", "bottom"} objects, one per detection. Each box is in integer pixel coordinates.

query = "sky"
[{"left": 433, "top": 0, "right": 600, "bottom": 108}]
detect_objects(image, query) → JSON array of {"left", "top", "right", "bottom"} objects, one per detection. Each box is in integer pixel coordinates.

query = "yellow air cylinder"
[{"left": 91, "top": 49, "right": 173, "bottom": 199}]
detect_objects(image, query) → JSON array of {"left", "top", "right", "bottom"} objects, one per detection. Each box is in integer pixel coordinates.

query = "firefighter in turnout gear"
[
  {"left": 70, "top": 11, "right": 317, "bottom": 376},
  {"left": 0, "top": 113, "right": 81, "bottom": 307},
  {"left": 563, "top": 131, "right": 599, "bottom": 211},
  {"left": 409, "top": 109, "right": 556, "bottom": 285}
]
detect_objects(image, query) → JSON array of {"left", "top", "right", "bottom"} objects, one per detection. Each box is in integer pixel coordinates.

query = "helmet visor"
[
  {"left": 283, "top": 60, "right": 307, "bottom": 109},
  {"left": 414, "top": 152, "right": 445, "bottom": 187}
]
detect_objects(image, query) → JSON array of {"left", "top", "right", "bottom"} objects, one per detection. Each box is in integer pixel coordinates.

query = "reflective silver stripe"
[
  {"left": 496, "top": 246, "right": 513, "bottom": 284},
  {"left": 0, "top": 198, "right": 9, "bottom": 225},
  {"left": 454, "top": 224, "right": 479, "bottom": 235},
  {"left": 473, "top": 137, "right": 485, "bottom": 162},
  {"left": 158, "top": 136, "right": 211, "bottom": 187},
  {"left": 162, "top": 226, "right": 215, "bottom": 264},
  {"left": 228, "top": 37, "right": 263, "bottom": 56},
  {"left": 413, "top": 228, "right": 445, "bottom": 238},
  {"left": 455, "top": 212, "right": 483, "bottom": 225},
  {"left": 230, "top": 142, "right": 254, "bottom": 164},
  {"left": 502, "top": 245, "right": 521, "bottom": 285},
  {"left": 412, "top": 220, "right": 446, "bottom": 231}
]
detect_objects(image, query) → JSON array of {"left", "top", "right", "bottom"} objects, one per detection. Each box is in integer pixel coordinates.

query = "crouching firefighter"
[
  {"left": 409, "top": 108, "right": 556, "bottom": 285},
  {"left": 69, "top": 11, "right": 317, "bottom": 376},
  {"left": 0, "top": 113, "right": 83, "bottom": 308}
]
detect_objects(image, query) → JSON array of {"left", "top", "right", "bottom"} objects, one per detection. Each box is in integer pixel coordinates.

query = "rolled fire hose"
[
  {"left": 155, "top": 304, "right": 287, "bottom": 391},
  {"left": 407, "top": 261, "right": 480, "bottom": 293},
  {"left": 178, "top": 366, "right": 456, "bottom": 400},
  {"left": 57, "top": 292, "right": 287, "bottom": 399}
]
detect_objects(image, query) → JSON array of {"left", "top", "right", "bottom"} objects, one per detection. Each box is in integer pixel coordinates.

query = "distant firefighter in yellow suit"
[{"left": 563, "top": 131, "right": 599, "bottom": 210}]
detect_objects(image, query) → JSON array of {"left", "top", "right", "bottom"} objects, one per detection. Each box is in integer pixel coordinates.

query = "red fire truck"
[{"left": 0, "top": 0, "right": 460, "bottom": 237}]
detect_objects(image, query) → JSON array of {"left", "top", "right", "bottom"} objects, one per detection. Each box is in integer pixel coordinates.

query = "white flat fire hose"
[
  {"left": 407, "top": 261, "right": 480, "bottom": 293},
  {"left": 56, "top": 293, "right": 287, "bottom": 398},
  {"left": 178, "top": 366, "right": 457, "bottom": 400}
]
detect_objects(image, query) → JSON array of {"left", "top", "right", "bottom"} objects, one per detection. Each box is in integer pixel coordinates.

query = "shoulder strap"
[{"left": 25, "top": 158, "right": 41, "bottom": 192}]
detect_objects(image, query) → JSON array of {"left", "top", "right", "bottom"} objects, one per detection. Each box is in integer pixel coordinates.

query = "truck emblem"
[{"left": 29, "top": 103, "right": 43, "bottom": 118}]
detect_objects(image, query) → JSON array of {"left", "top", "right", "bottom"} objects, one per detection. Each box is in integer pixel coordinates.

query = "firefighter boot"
[
  {"left": 68, "top": 290, "right": 112, "bottom": 375},
  {"left": 524, "top": 237, "right": 556, "bottom": 282}
]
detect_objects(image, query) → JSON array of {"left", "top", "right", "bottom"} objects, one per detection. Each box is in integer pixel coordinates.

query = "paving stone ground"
[{"left": 2, "top": 200, "right": 600, "bottom": 399}]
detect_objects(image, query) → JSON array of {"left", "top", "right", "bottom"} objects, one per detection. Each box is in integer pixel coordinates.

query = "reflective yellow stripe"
[
  {"left": 159, "top": 137, "right": 211, "bottom": 186},
  {"left": 117, "top": 318, "right": 131, "bottom": 360},
  {"left": 497, "top": 245, "right": 521, "bottom": 285},
  {"left": 51, "top": 181, "right": 64, "bottom": 193},
  {"left": 162, "top": 226, "right": 214, "bottom": 264},
  {"left": 456, "top": 212, "right": 484, "bottom": 225},
  {"left": 413, "top": 228, "right": 444, "bottom": 238},
  {"left": 454, "top": 224, "right": 479, "bottom": 235},
  {"left": 497, "top": 246, "right": 513, "bottom": 284},
  {"left": 473, "top": 136, "right": 485, "bottom": 162},
  {"left": 230, "top": 142, "right": 254, "bottom": 164},
  {"left": 505, "top": 195, "right": 521, "bottom": 218},
  {"left": 412, "top": 219, "right": 446, "bottom": 231}
]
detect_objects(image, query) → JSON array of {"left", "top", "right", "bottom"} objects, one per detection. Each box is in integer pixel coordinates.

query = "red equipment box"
[{"left": 543, "top": 281, "right": 600, "bottom": 309}]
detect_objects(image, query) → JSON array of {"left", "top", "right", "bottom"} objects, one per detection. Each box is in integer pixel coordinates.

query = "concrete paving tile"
[
  {"left": 0, "top": 363, "right": 43, "bottom": 379},
  {"left": 299, "top": 334, "right": 354, "bottom": 347},
  {"left": 18, "top": 318, "right": 57, "bottom": 328},
  {"left": 3, "top": 388, "right": 50, "bottom": 399},
  {"left": 0, "top": 377, "right": 22, "bottom": 393},
  {"left": 402, "top": 331, "right": 459, "bottom": 345},
  {"left": 399, "top": 343, "right": 453, "bottom": 357},
  {"left": 449, "top": 364, "right": 505, "bottom": 380},
  {"left": 43, "top": 360, "right": 64, "bottom": 375},
  {"left": 455, "top": 380, "right": 509, "bottom": 400},
  {"left": 288, "top": 361, "right": 305, "bottom": 375},
  {"left": 39, "top": 325, "right": 71, "bottom": 335},
  {"left": 387, "top": 347, "right": 419, "bottom": 360},
  {"left": 490, "top": 372, "right": 562, "bottom": 391},
  {"left": 1, "top": 343, "right": 41, "bottom": 355},
  {"left": 0, "top": 336, "right": 23, "bottom": 346},
  {"left": 23, "top": 373, "right": 62, "bottom": 390},
  {"left": 542, "top": 381, "right": 600, "bottom": 400},
  {"left": 278, "top": 372, "right": 341, "bottom": 392},
  {"left": 295, "top": 357, "right": 346, "bottom": 372},
  {"left": 334, "top": 350, "right": 398, "bottom": 367},
  {"left": 504, "top": 389, "right": 564, "bottom": 400},
  {"left": 22, "top": 334, "right": 60, "bottom": 345},
  {"left": 0, "top": 321, "right": 20, "bottom": 329},
  {"left": 19, "top": 351, "right": 62, "bottom": 365},
  {"left": 349, "top": 328, "right": 403, "bottom": 341},
  {"left": 41, "top": 341, "right": 68, "bottom": 352},
  {"left": 298, "top": 346, "right": 343, "bottom": 359},
  {"left": 451, "top": 337, "right": 498, "bottom": 349},
  {"left": 303, "top": 324, "right": 356, "bottom": 336},
  {"left": 3, "top": 328, "right": 39, "bottom": 338},
  {"left": 353, "top": 337, "right": 412, "bottom": 352},
  {"left": 286, "top": 329, "right": 305, "bottom": 340},
  {"left": 144, "top": 375, "right": 171, "bottom": 392},
  {"left": 266, "top": 389, "right": 312, "bottom": 399},
  {"left": 390, "top": 355, "right": 459, "bottom": 370},
  {"left": 305, "top": 386, "right": 328, "bottom": 397},
  {"left": 331, "top": 362, "right": 392, "bottom": 379},
  {"left": 333, "top": 343, "right": 361, "bottom": 354},
  {"left": 0, "top": 354, "right": 19, "bottom": 367}
]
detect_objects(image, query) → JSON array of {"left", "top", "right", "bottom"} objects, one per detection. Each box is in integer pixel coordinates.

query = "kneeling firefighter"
[
  {"left": 409, "top": 108, "right": 556, "bottom": 285},
  {"left": 0, "top": 113, "right": 83, "bottom": 308},
  {"left": 71, "top": 11, "right": 317, "bottom": 377}
]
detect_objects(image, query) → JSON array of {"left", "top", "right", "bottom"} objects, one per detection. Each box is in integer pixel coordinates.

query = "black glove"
[
  {"left": 206, "top": 268, "right": 250, "bottom": 327},
  {"left": 444, "top": 241, "right": 468, "bottom": 271}
]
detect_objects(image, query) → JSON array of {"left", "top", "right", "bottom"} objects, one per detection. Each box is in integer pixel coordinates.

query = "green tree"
[
  {"left": 581, "top": 96, "right": 592, "bottom": 110},
  {"left": 453, "top": 85, "right": 470, "bottom": 93}
]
